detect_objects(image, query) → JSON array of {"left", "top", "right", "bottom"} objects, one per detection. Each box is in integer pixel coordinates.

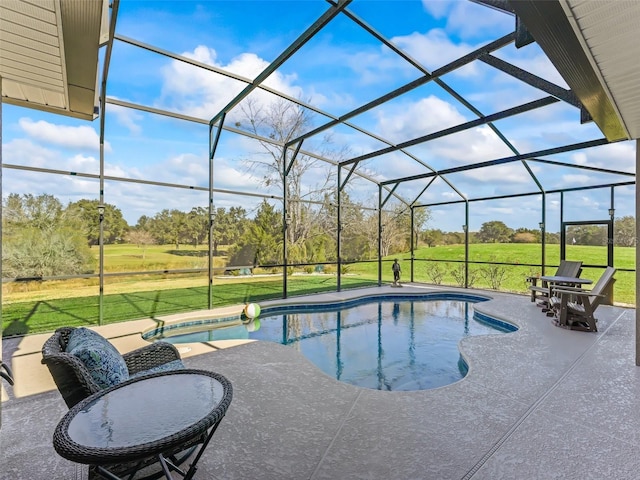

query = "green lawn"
[
  {"left": 99, "top": 243, "right": 223, "bottom": 271},
  {"left": 1, "top": 276, "right": 377, "bottom": 337},
  {"left": 346, "top": 243, "right": 635, "bottom": 306},
  {"left": 2, "top": 242, "right": 635, "bottom": 337}
]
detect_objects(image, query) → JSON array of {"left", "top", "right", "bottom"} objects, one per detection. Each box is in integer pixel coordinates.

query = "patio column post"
[
  {"left": 636, "top": 140, "right": 640, "bottom": 366},
  {"left": 609, "top": 186, "right": 615, "bottom": 269},
  {"left": 464, "top": 201, "right": 469, "bottom": 288},
  {"left": 337, "top": 165, "right": 342, "bottom": 292},
  {"left": 378, "top": 184, "right": 382, "bottom": 286},
  {"left": 410, "top": 206, "right": 415, "bottom": 283},
  {"left": 541, "top": 193, "right": 547, "bottom": 276},
  {"left": 282, "top": 148, "right": 288, "bottom": 299},
  {"left": 0, "top": 78, "right": 3, "bottom": 349},
  {"left": 98, "top": 77, "right": 106, "bottom": 325},
  {"left": 208, "top": 114, "right": 225, "bottom": 309},
  {"left": 96, "top": 4, "right": 117, "bottom": 325}
]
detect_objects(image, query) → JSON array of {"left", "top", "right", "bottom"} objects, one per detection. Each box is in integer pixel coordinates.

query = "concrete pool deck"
[{"left": 1, "top": 284, "right": 638, "bottom": 479}]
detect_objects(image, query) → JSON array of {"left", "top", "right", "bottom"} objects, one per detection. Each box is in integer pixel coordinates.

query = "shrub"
[
  {"left": 467, "top": 268, "right": 480, "bottom": 288},
  {"left": 512, "top": 232, "right": 536, "bottom": 243},
  {"left": 450, "top": 264, "right": 480, "bottom": 288},
  {"left": 450, "top": 264, "right": 466, "bottom": 287},
  {"left": 427, "top": 263, "right": 445, "bottom": 284},
  {"left": 480, "top": 258, "right": 508, "bottom": 289}
]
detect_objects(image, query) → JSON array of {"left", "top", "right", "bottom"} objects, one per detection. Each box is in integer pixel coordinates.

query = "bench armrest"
[{"left": 552, "top": 287, "right": 603, "bottom": 298}]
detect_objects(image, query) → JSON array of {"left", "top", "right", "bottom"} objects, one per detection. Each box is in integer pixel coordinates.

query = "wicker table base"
[{"left": 54, "top": 369, "right": 232, "bottom": 480}]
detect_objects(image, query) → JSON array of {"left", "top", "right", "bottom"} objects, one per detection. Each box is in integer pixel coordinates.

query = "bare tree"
[
  {"left": 238, "top": 98, "right": 347, "bottom": 262},
  {"left": 125, "top": 230, "right": 156, "bottom": 260},
  {"left": 360, "top": 209, "right": 405, "bottom": 258}
]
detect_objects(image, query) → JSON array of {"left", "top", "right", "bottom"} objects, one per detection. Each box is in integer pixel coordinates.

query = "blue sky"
[{"left": 2, "top": 0, "right": 636, "bottom": 233}]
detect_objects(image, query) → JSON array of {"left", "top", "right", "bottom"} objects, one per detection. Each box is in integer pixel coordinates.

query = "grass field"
[{"left": 2, "top": 242, "right": 635, "bottom": 337}]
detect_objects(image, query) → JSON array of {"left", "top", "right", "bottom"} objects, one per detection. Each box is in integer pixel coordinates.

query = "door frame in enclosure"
[
  {"left": 561, "top": 219, "right": 615, "bottom": 304},
  {"left": 560, "top": 220, "right": 614, "bottom": 268}
]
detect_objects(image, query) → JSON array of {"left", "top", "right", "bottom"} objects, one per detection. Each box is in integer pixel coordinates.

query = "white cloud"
[
  {"left": 159, "top": 46, "right": 304, "bottom": 121},
  {"left": 416, "top": 126, "right": 513, "bottom": 169},
  {"left": 375, "top": 95, "right": 466, "bottom": 143},
  {"left": 106, "top": 103, "right": 143, "bottom": 135},
  {"left": 4, "top": 138, "right": 127, "bottom": 177},
  {"left": 18, "top": 118, "right": 111, "bottom": 152},
  {"left": 570, "top": 141, "right": 635, "bottom": 173},
  {"left": 421, "top": 0, "right": 513, "bottom": 40},
  {"left": 66, "top": 154, "right": 99, "bottom": 173},
  {"left": 391, "top": 29, "right": 478, "bottom": 74},
  {"left": 448, "top": 126, "right": 516, "bottom": 163},
  {"left": 161, "top": 153, "right": 208, "bottom": 186},
  {"left": 441, "top": 191, "right": 460, "bottom": 199},
  {"left": 103, "top": 161, "right": 130, "bottom": 178},
  {"left": 485, "top": 206, "right": 516, "bottom": 216},
  {"left": 214, "top": 159, "right": 263, "bottom": 190},
  {"left": 561, "top": 173, "right": 592, "bottom": 185},
  {"left": 460, "top": 163, "right": 532, "bottom": 184},
  {"left": 3, "top": 145, "right": 264, "bottom": 225},
  {"left": 365, "top": 96, "right": 532, "bottom": 190},
  {"left": 493, "top": 43, "right": 569, "bottom": 88},
  {"left": 387, "top": 24, "right": 567, "bottom": 114},
  {"left": 4, "top": 138, "right": 60, "bottom": 169},
  {"left": 132, "top": 146, "right": 263, "bottom": 193},
  {"left": 4, "top": 168, "right": 100, "bottom": 204},
  {"left": 343, "top": 46, "right": 418, "bottom": 87},
  {"left": 421, "top": 0, "right": 450, "bottom": 19},
  {"left": 445, "top": 2, "right": 513, "bottom": 40}
]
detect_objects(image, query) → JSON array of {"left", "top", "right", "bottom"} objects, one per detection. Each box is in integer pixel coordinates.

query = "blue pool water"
[{"left": 145, "top": 294, "right": 516, "bottom": 391}]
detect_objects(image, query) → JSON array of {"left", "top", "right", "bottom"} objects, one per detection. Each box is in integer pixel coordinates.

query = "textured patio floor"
[{"left": 1, "top": 284, "right": 638, "bottom": 480}]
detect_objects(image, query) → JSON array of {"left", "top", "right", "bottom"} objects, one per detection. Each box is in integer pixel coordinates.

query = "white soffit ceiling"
[
  {"left": 0, "top": 0, "right": 108, "bottom": 121},
  {"left": 561, "top": 0, "right": 640, "bottom": 140}
]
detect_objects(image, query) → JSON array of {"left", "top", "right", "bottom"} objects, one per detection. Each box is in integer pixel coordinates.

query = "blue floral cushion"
[{"left": 66, "top": 327, "right": 129, "bottom": 389}]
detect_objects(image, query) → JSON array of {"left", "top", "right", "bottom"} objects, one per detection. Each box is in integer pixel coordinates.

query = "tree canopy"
[
  {"left": 3, "top": 194, "right": 95, "bottom": 277},
  {"left": 476, "top": 221, "right": 513, "bottom": 243},
  {"left": 2, "top": 188, "right": 634, "bottom": 281}
]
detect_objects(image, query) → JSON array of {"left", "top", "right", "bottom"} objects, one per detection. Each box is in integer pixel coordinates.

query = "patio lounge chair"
[
  {"left": 42, "top": 326, "right": 184, "bottom": 408},
  {"left": 527, "top": 260, "right": 583, "bottom": 304},
  {"left": 549, "top": 266, "right": 616, "bottom": 332}
]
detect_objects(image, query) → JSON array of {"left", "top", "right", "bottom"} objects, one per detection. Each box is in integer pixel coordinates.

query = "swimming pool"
[{"left": 144, "top": 293, "right": 517, "bottom": 391}]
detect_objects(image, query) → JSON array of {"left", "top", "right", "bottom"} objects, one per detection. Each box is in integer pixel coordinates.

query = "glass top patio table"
[{"left": 53, "top": 369, "right": 232, "bottom": 475}]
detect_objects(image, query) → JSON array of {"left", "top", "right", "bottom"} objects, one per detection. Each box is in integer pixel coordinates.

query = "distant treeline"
[
  {"left": 422, "top": 219, "right": 635, "bottom": 248},
  {"left": 2, "top": 194, "right": 634, "bottom": 278}
]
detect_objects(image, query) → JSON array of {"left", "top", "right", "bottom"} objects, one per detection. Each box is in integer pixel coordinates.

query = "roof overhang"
[
  {"left": 511, "top": 0, "right": 640, "bottom": 142},
  {"left": 0, "top": 0, "right": 108, "bottom": 121}
]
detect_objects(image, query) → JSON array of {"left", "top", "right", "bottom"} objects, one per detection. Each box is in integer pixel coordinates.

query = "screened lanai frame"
[
  {"left": 201, "top": 1, "right": 634, "bottom": 298},
  {"left": 1, "top": 0, "right": 636, "bottom": 324}
]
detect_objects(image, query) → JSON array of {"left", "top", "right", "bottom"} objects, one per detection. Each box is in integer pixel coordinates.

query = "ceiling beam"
[{"left": 509, "top": 0, "right": 628, "bottom": 141}]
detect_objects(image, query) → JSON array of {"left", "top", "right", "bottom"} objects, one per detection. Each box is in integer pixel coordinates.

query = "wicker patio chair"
[
  {"left": 42, "top": 326, "right": 184, "bottom": 409},
  {"left": 43, "top": 327, "right": 193, "bottom": 479}
]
